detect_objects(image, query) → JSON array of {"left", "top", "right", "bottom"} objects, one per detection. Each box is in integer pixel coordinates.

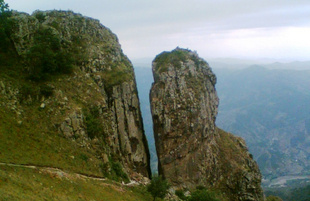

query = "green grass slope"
[
  {"left": 0, "top": 9, "right": 151, "bottom": 200},
  {"left": 0, "top": 165, "right": 152, "bottom": 201}
]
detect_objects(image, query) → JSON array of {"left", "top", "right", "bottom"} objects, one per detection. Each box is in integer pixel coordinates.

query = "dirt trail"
[
  {"left": 0, "top": 162, "right": 140, "bottom": 186},
  {"left": 0, "top": 162, "right": 107, "bottom": 181},
  {"left": 0, "top": 162, "right": 142, "bottom": 187}
]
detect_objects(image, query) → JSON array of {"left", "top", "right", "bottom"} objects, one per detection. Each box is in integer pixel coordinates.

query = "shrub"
[
  {"left": 111, "top": 161, "right": 129, "bottom": 182},
  {"left": 0, "top": 26, "right": 11, "bottom": 52},
  {"left": 100, "top": 160, "right": 129, "bottom": 183},
  {"left": 0, "top": 0, "right": 12, "bottom": 52},
  {"left": 40, "top": 84, "right": 54, "bottom": 98},
  {"left": 34, "top": 11, "right": 45, "bottom": 22},
  {"left": 25, "top": 26, "right": 73, "bottom": 81},
  {"left": 100, "top": 162, "right": 109, "bottom": 176},
  {"left": 19, "top": 82, "right": 40, "bottom": 102},
  {"left": 175, "top": 189, "right": 188, "bottom": 200},
  {"left": 188, "top": 188, "right": 220, "bottom": 201},
  {"left": 84, "top": 106, "right": 104, "bottom": 139},
  {"left": 147, "top": 175, "right": 170, "bottom": 201},
  {"left": 79, "top": 153, "right": 88, "bottom": 162},
  {"left": 18, "top": 83, "right": 54, "bottom": 103},
  {"left": 196, "top": 185, "right": 206, "bottom": 190}
]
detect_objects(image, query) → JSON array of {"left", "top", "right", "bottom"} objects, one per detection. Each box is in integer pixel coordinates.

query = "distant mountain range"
[
  {"left": 132, "top": 58, "right": 310, "bottom": 70},
  {"left": 208, "top": 59, "right": 310, "bottom": 70},
  {"left": 213, "top": 66, "right": 310, "bottom": 183},
  {"left": 134, "top": 62, "right": 310, "bottom": 185}
]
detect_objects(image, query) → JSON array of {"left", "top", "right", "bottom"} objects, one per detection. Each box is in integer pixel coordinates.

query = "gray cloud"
[
  {"left": 8, "top": 0, "right": 310, "bottom": 29},
  {"left": 6, "top": 0, "right": 310, "bottom": 61}
]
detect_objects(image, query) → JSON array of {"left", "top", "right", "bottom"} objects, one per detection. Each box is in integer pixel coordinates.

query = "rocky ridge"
[
  {"left": 150, "top": 48, "right": 265, "bottom": 200},
  {"left": 1, "top": 10, "right": 150, "bottom": 180}
]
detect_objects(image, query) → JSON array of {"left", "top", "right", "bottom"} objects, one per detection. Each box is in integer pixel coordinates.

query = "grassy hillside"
[
  {"left": 0, "top": 165, "right": 152, "bottom": 201},
  {"left": 0, "top": 73, "right": 153, "bottom": 200},
  {"left": 0, "top": 8, "right": 152, "bottom": 200},
  {"left": 0, "top": 50, "right": 104, "bottom": 176}
]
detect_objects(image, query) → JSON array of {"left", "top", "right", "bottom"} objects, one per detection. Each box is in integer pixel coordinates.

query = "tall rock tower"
[
  {"left": 150, "top": 48, "right": 265, "bottom": 200},
  {"left": 5, "top": 10, "right": 151, "bottom": 179}
]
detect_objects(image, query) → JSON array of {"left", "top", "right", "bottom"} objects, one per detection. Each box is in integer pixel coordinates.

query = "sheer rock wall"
[{"left": 150, "top": 48, "right": 265, "bottom": 200}]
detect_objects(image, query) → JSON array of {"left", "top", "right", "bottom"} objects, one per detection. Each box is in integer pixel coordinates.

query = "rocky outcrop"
[
  {"left": 150, "top": 48, "right": 265, "bottom": 200},
  {"left": 3, "top": 10, "right": 150, "bottom": 179}
]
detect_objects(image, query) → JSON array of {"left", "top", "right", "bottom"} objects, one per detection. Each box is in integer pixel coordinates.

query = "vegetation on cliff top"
[
  {"left": 153, "top": 47, "right": 205, "bottom": 73},
  {"left": 1, "top": 7, "right": 133, "bottom": 88}
]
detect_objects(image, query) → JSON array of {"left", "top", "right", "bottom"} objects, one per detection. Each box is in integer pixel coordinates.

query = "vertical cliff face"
[
  {"left": 150, "top": 48, "right": 265, "bottom": 200},
  {"left": 2, "top": 10, "right": 150, "bottom": 179},
  {"left": 150, "top": 48, "right": 219, "bottom": 181}
]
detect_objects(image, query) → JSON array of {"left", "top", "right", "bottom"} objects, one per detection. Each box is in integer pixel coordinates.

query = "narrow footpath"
[{"left": 0, "top": 162, "right": 139, "bottom": 186}]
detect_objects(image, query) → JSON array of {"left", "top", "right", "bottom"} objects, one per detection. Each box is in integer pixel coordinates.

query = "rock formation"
[
  {"left": 150, "top": 48, "right": 265, "bottom": 200},
  {"left": 1, "top": 10, "right": 150, "bottom": 179}
]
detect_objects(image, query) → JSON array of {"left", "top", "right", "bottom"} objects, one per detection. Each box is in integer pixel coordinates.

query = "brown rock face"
[
  {"left": 150, "top": 48, "right": 265, "bottom": 200},
  {"left": 6, "top": 10, "right": 151, "bottom": 179}
]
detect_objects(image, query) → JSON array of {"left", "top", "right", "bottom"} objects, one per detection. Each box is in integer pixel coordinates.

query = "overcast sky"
[{"left": 6, "top": 0, "right": 310, "bottom": 63}]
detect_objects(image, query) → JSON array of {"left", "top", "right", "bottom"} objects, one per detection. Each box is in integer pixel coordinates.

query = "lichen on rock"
[{"left": 150, "top": 48, "right": 265, "bottom": 200}]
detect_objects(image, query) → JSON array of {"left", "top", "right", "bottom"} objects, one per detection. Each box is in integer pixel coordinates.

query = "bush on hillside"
[
  {"left": 84, "top": 106, "right": 105, "bottom": 140},
  {"left": 25, "top": 27, "right": 73, "bottom": 81},
  {"left": 0, "top": 0, "right": 12, "bottom": 52},
  {"left": 175, "top": 189, "right": 188, "bottom": 200},
  {"left": 188, "top": 187, "right": 221, "bottom": 201},
  {"left": 100, "top": 159, "right": 130, "bottom": 183},
  {"left": 147, "top": 175, "right": 170, "bottom": 201}
]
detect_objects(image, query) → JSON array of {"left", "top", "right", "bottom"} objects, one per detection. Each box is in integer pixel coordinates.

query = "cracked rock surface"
[{"left": 150, "top": 48, "right": 265, "bottom": 200}]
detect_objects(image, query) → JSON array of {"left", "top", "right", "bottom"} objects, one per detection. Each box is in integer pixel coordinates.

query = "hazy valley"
[{"left": 1, "top": 0, "right": 309, "bottom": 199}]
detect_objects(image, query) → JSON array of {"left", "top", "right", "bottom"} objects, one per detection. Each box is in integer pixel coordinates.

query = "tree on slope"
[
  {"left": 147, "top": 175, "right": 170, "bottom": 201},
  {"left": 0, "top": 0, "right": 12, "bottom": 51},
  {"left": 0, "top": 0, "right": 9, "bottom": 13}
]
